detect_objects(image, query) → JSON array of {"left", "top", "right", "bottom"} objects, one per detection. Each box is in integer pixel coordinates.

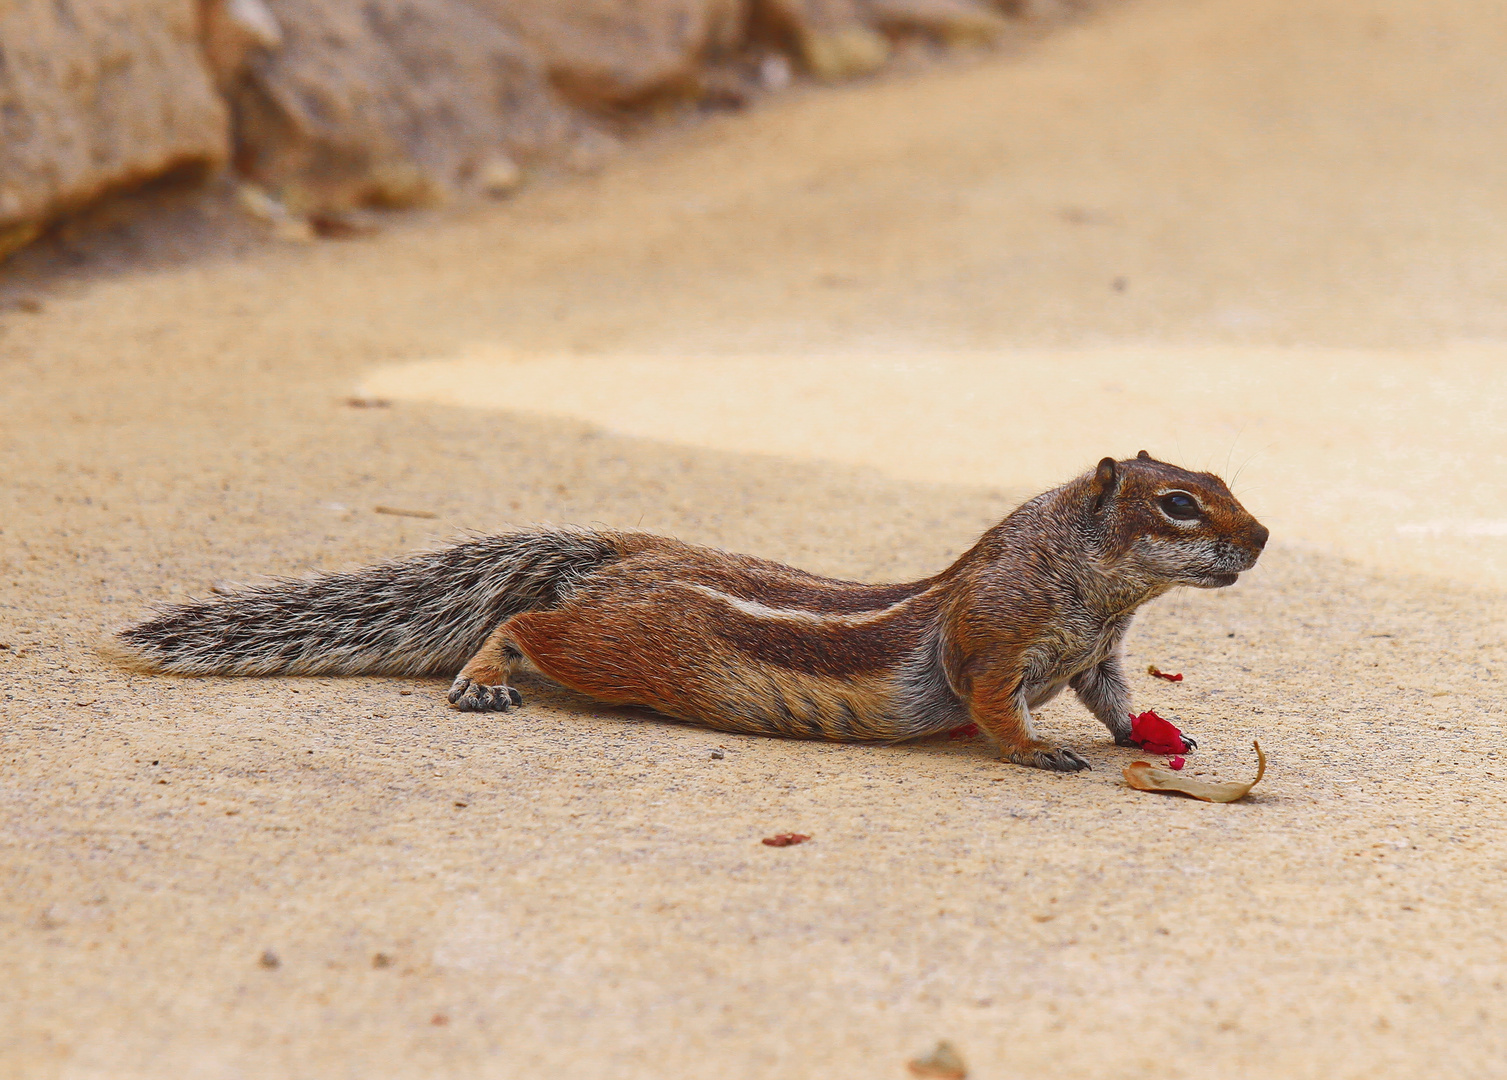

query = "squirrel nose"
[{"left": 1250, "top": 522, "right": 1270, "bottom": 551}]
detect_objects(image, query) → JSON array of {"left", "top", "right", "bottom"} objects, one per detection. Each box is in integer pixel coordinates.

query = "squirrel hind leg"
[
  {"left": 970, "top": 682, "right": 1093, "bottom": 772},
  {"left": 449, "top": 623, "right": 527, "bottom": 712}
]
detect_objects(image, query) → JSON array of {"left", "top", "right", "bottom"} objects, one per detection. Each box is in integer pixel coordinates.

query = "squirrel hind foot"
[
  {"left": 1004, "top": 744, "right": 1092, "bottom": 772},
  {"left": 447, "top": 676, "right": 524, "bottom": 712}
]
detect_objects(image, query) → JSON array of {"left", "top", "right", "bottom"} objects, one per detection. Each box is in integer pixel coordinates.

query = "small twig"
[{"left": 374, "top": 506, "right": 438, "bottom": 519}]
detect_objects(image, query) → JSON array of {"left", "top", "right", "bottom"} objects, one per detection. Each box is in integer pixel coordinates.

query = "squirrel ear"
[
  {"left": 1093, "top": 456, "right": 1119, "bottom": 511},
  {"left": 1137, "top": 449, "right": 1152, "bottom": 461}
]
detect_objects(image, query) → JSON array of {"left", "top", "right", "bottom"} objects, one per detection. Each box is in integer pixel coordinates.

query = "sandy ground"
[{"left": 3, "top": 0, "right": 1507, "bottom": 1077}]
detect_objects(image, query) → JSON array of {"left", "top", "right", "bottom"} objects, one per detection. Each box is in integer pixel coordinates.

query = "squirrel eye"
[{"left": 1158, "top": 492, "right": 1201, "bottom": 520}]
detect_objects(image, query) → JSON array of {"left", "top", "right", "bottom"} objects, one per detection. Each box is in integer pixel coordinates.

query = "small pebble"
[
  {"left": 476, "top": 154, "right": 523, "bottom": 197},
  {"left": 709, "top": 749, "right": 725, "bottom": 760},
  {"left": 259, "top": 949, "right": 281, "bottom": 969},
  {"left": 908, "top": 1039, "right": 967, "bottom": 1079},
  {"left": 759, "top": 53, "right": 793, "bottom": 91}
]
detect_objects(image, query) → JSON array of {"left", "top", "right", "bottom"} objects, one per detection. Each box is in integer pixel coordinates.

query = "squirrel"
[{"left": 114, "top": 452, "right": 1267, "bottom": 771}]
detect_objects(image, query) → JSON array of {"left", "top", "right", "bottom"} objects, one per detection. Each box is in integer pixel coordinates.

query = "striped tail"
[{"left": 114, "top": 528, "right": 619, "bottom": 677}]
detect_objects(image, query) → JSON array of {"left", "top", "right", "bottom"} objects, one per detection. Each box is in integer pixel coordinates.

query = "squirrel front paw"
[
  {"left": 1005, "top": 744, "right": 1092, "bottom": 772},
  {"left": 447, "top": 676, "right": 524, "bottom": 712}
]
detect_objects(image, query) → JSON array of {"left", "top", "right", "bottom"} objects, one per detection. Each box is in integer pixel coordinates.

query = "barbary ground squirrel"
[{"left": 116, "top": 452, "right": 1268, "bottom": 771}]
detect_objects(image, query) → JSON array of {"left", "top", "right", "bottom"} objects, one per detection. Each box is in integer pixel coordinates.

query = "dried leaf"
[
  {"left": 1125, "top": 741, "right": 1266, "bottom": 803},
  {"left": 761, "top": 833, "right": 810, "bottom": 847},
  {"left": 1147, "top": 665, "right": 1184, "bottom": 682},
  {"left": 908, "top": 1040, "right": 967, "bottom": 1079}
]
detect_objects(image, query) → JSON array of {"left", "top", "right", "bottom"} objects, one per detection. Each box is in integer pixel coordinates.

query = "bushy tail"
[{"left": 115, "top": 528, "right": 620, "bottom": 677}]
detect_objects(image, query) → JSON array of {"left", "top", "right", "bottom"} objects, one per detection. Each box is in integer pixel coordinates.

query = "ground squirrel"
[{"left": 116, "top": 452, "right": 1267, "bottom": 771}]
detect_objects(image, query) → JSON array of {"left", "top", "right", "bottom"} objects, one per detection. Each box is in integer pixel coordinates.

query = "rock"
[
  {"left": 861, "top": 0, "right": 1011, "bottom": 45},
  {"left": 362, "top": 161, "right": 447, "bottom": 211},
  {"left": 562, "top": 129, "right": 623, "bottom": 175},
  {"left": 473, "top": 154, "right": 525, "bottom": 197},
  {"left": 0, "top": 223, "right": 44, "bottom": 265},
  {"left": 201, "top": 0, "right": 284, "bottom": 91},
  {"left": 0, "top": 0, "right": 230, "bottom": 261},
  {"left": 0, "top": 0, "right": 1086, "bottom": 258},
  {"left": 230, "top": 0, "right": 578, "bottom": 213},
  {"left": 235, "top": 182, "right": 314, "bottom": 241},
  {"left": 907, "top": 1039, "right": 967, "bottom": 1079},
  {"left": 757, "top": 52, "right": 795, "bottom": 91},
  {"left": 1000, "top": 0, "right": 1085, "bottom": 20},
  {"left": 757, "top": 0, "right": 891, "bottom": 80},
  {"left": 479, "top": 0, "right": 747, "bottom": 107},
  {"left": 221, "top": 0, "right": 752, "bottom": 211},
  {"left": 307, "top": 209, "right": 382, "bottom": 239},
  {"left": 802, "top": 24, "right": 892, "bottom": 79}
]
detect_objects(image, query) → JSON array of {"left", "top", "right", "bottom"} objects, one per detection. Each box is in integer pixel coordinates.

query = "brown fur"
[
  {"left": 118, "top": 453, "right": 1268, "bottom": 771},
  {"left": 447, "top": 453, "right": 1268, "bottom": 771}
]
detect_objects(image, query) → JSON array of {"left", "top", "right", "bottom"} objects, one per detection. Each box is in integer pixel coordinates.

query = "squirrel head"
[{"left": 1088, "top": 451, "right": 1269, "bottom": 589}]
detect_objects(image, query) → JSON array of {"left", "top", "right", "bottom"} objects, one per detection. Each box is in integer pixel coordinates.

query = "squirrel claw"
[
  {"left": 447, "top": 676, "right": 522, "bottom": 712},
  {"left": 1115, "top": 733, "right": 1197, "bottom": 751}
]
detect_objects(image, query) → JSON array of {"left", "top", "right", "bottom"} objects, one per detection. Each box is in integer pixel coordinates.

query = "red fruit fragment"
[
  {"left": 762, "top": 833, "right": 811, "bottom": 847},
  {"left": 946, "top": 723, "right": 980, "bottom": 741},
  {"left": 1147, "top": 665, "right": 1184, "bottom": 682},
  {"left": 1167, "top": 756, "right": 1186, "bottom": 770},
  {"left": 1128, "top": 709, "right": 1191, "bottom": 754}
]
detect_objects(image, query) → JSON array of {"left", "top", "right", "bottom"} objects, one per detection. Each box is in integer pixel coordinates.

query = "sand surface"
[{"left": 3, "top": 0, "right": 1506, "bottom": 1077}]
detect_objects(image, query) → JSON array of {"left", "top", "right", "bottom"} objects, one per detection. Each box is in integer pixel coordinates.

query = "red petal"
[
  {"left": 1168, "top": 756, "right": 1186, "bottom": 770},
  {"left": 1129, "top": 709, "right": 1190, "bottom": 754},
  {"left": 762, "top": 833, "right": 811, "bottom": 847},
  {"left": 947, "top": 723, "right": 980, "bottom": 741}
]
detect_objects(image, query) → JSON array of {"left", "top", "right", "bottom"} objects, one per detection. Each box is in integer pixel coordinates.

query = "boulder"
[
  {"left": 860, "top": 0, "right": 1012, "bottom": 45},
  {"left": 755, "top": 0, "right": 891, "bottom": 80},
  {"left": 201, "top": 0, "right": 284, "bottom": 92},
  {"left": 0, "top": 0, "right": 1061, "bottom": 258},
  {"left": 231, "top": 0, "right": 579, "bottom": 213},
  {"left": 228, "top": 0, "right": 764, "bottom": 212},
  {"left": 479, "top": 0, "right": 748, "bottom": 107},
  {"left": 0, "top": 0, "right": 229, "bottom": 259}
]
